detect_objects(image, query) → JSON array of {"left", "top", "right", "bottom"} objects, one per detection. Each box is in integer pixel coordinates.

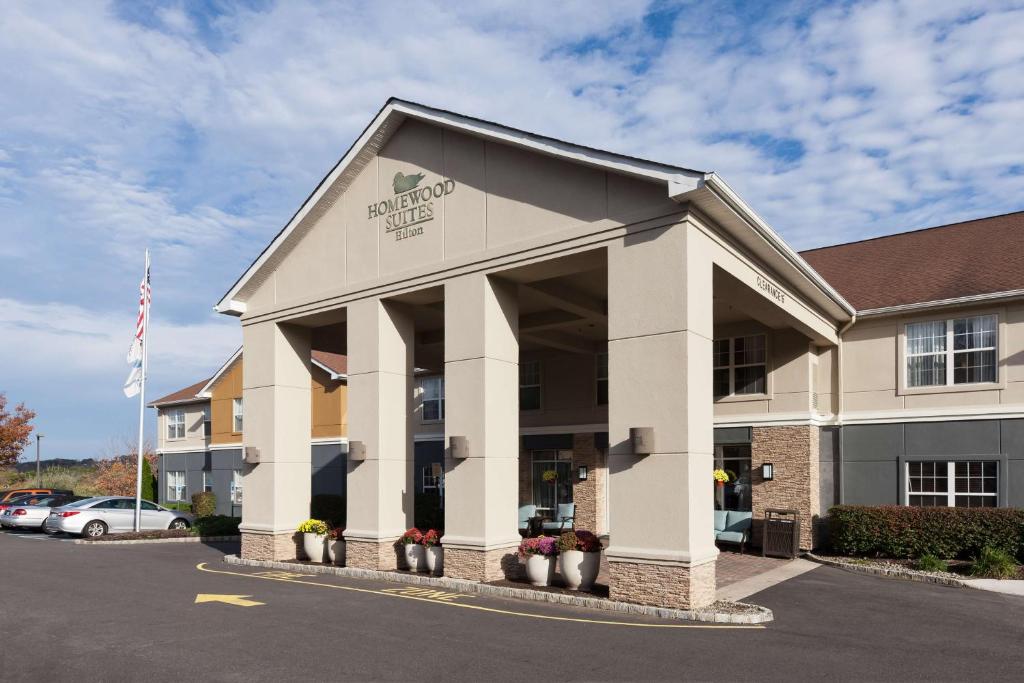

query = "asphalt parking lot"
[{"left": 1, "top": 528, "right": 1022, "bottom": 682}]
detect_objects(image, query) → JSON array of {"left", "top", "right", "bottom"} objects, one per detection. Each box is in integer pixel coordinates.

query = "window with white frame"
[
  {"left": 167, "top": 409, "right": 185, "bottom": 440},
  {"left": 713, "top": 334, "right": 767, "bottom": 398},
  {"left": 232, "top": 398, "right": 243, "bottom": 432},
  {"left": 166, "top": 471, "right": 187, "bottom": 502},
  {"left": 421, "top": 464, "right": 444, "bottom": 493},
  {"left": 907, "top": 461, "right": 997, "bottom": 507},
  {"left": 230, "top": 469, "right": 243, "bottom": 505},
  {"left": 906, "top": 314, "right": 997, "bottom": 388},
  {"left": 596, "top": 352, "right": 608, "bottom": 406},
  {"left": 202, "top": 405, "right": 211, "bottom": 437},
  {"left": 421, "top": 376, "right": 445, "bottom": 421},
  {"left": 520, "top": 360, "right": 541, "bottom": 410},
  {"left": 202, "top": 471, "right": 213, "bottom": 493}
]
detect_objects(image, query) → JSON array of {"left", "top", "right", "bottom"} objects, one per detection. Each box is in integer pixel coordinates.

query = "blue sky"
[{"left": 1, "top": 0, "right": 1023, "bottom": 460}]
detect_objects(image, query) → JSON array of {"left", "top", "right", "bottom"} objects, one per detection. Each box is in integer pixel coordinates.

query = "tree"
[
  {"left": 141, "top": 455, "right": 157, "bottom": 503},
  {"left": 88, "top": 437, "right": 157, "bottom": 496},
  {"left": 0, "top": 393, "right": 36, "bottom": 470}
]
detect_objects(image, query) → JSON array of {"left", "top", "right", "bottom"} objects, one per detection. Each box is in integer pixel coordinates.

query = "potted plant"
[
  {"left": 327, "top": 526, "right": 346, "bottom": 566},
  {"left": 542, "top": 469, "right": 559, "bottom": 484},
  {"left": 713, "top": 468, "right": 729, "bottom": 488},
  {"left": 297, "top": 519, "right": 329, "bottom": 563},
  {"left": 518, "top": 536, "right": 558, "bottom": 586},
  {"left": 397, "top": 528, "right": 425, "bottom": 571},
  {"left": 422, "top": 529, "right": 443, "bottom": 575},
  {"left": 557, "top": 530, "right": 602, "bottom": 591}
]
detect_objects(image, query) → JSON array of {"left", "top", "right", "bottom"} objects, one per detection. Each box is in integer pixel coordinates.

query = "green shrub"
[
  {"left": 191, "top": 515, "right": 240, "bottom": 537},
  {"left": 310, "top": 494, "right": 346, "bottom": 528},
  {"left": 163, "top": 502, "right": 191, "bottom": 511},
  {"left": 971, "top": 546, "right": 1018, "bottom": 579},
  {"left": 141, "top": 458, "right": 157, "bottom": 503},
  {"left": 915, "top": 554, "right": 948, "bottom": 572},
  {"left": 828, "top": 505, "right": 1024, "bottom": 560},
  {"left": 191, "top": 491, "right": 217, "bottom": 518}
]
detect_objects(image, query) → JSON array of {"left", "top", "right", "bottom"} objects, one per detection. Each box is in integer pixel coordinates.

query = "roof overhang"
[
  {"left": 215, "top": 97, "right": 854, "bottom": 325},
  {"left": 196, "top": 346, "right": 243, "bottom": 397},
  {"left": 146, "top": 397, "right": 209, "bottom": 409},
  {"left": 312, "top": 358, "right": 347, "bottom": 380}
]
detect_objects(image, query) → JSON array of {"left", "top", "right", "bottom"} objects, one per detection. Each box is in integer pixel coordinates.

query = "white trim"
[
  {"left": 155, "top": 445, "right": 211, "bottom": 455},
  {"left": 197, "top": 347, "right": 243, "bottom": 397},
  {"left": 858, "top": 289, "right": 1024, "bottom": 317},
  {"left": 208, "top": 442, "right": 243, "bottom": 451},
  {"left": 148, "top": 397, "right": 208, "bottom": 408},
  {"left": 713, "top": 412, "right": 836, "bottom": 428},
  {"left": 840, "top": 404, "right": 1024, "bottom": 425},
  {"left": 311, "top": 358, "right": 347, "bottom": 380},
  {"left": 311, "top": 437, "right": 349, "bottom": 446}
]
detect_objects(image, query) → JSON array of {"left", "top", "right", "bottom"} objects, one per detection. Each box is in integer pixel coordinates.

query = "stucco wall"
[{"left": 157, "top": 402, "right": 210, "bottom": 451}]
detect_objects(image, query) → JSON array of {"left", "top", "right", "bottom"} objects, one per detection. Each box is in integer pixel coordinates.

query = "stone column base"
[
  {"left": 608, "top": 559, "right": 716, "bottom": 610},
  {"left": 444, "top": 546, "right": 520, "bottom": 582},
  {"left": 241, "top": 531, "right": 299, "bottom": 561},
  {"left": 345, "top": 539, "right": 400, "bottom": 571}
]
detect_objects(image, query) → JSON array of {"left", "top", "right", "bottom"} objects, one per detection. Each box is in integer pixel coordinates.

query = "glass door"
[
  {"left": 714, "top": 444, "right": 752, "bottom": 511},
  {"left": 530, "top": 450, "right": 573, "bottom": 516}
]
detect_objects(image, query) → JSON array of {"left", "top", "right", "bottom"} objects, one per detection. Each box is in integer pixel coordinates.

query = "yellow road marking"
[
  {"left": 195, "top": 593, "right": 265, "bottom": 607},
  {"left": 196, "top": 563, "right": 764, "bottom": 630}
]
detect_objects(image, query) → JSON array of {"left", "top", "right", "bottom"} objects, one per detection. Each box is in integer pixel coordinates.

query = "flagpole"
[{"left": 133, "top": 249, "right": 150, "bottom": 532}]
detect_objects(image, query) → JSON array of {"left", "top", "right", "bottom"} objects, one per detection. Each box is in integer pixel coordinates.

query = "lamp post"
[{"left": 35, "top": 434, "right": 44, "bottom": 487}]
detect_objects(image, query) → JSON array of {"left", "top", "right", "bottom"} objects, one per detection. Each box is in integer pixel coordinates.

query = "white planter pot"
[
  {"left": 559, "top": 549, "right": 600, "bottom": 591},
  {"left": 424, "top": 545, "right": 443, "bottom": 575},
  {"left": 403, "top": 543, "right": 426, "bottom": 572},
  {"left": 328, "top": 539, "right": 346, "bottom": 566},
  {"left": 525, "top": 554, "right": 556, "bottom": 586},
  {"left": 302, "top": 533, "right": 327, "bottom": 563}
]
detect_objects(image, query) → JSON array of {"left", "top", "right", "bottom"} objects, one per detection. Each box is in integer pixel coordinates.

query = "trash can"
[{"left": 762, "top": 508, "right": 800, "bottom": 559}]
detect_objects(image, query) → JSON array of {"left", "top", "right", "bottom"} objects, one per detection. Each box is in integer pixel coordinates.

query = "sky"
[{"left": 1, "top": 0, "right": 1023, "bottom": 460}]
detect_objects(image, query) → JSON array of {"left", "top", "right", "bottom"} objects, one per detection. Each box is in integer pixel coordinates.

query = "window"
[
  {"left": 141, "top": 501, "right": 158, "bottom": 511},
  {"left": 907, "top": 461, "right": 998, "bottom": 507},
  {"left": 230, "top": 470, "right": 243, "bottom": 505},
  {"left": 202, "top": 472, "right": 213, "bottom": 493},
  {"left": 202, "top": 405, "right": 211, "bottom": 437},
  {"left": 714, "top": 444, "right": 752, "bottom": 512},
  {"left": 520, "top": 361, "right": 541, "bottom": 411},
  {"left": 713, "top": 335, "right": 767, "bottom": 398},
  {"left": 421, "top": 376, "right": 445, "bottom": 421},
  {"left": 421, "top": 463, "right": 444, "bottom": 493},
  {"left": 167, "top": 409, "right": 185, "bottom": 440},
  {"left": 232, "top": 398, "right": 243, "bottom": 432},
  {"left": 530, "top": 450, "right": 572, "bottom": 513},
  {"left": 596, "top": 352, "right": 608, "bottom": 406},
  {"left": 906, "top": 314, "right": 997, "bottom": 388},
  {"left": 166, "top": 471, "right": 187, "bottom": 502}
]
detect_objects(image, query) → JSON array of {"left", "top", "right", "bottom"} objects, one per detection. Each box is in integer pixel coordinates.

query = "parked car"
[
  {"left": 0, "top": 494, "right": 87, "bottom": 531},
  {"left": 0, "top": 488, "right": 73, "bottom": 504},
  {"left": 45, "top": 497, "right": 193, "bottom": 538},
  {"left": 0, "top": 492, "right": 54, "bottom": 514}
]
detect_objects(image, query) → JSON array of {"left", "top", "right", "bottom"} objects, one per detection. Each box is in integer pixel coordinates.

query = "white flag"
[{"left": 123, "top": 262, "right": 151, "bottom": 397}]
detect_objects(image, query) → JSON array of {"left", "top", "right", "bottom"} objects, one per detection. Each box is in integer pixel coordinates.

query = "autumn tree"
[
  {"left": 88, "top": 437, "right": 157, "bottom": 497},
  {"left": 0, "top": 393, "right": 36, "bottom": 470}
]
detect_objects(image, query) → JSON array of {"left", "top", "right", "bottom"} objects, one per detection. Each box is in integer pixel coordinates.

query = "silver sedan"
[
  {"left": 45, "top": 497, "right": 194, "bottom": 538},
  {"left": 0, "top": 494, "right": 86, "bottom": 531}
]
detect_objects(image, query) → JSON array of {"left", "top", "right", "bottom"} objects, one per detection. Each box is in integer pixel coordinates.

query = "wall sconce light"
[
  {"left": 349, "top": 441, "right": 366, "bottom": 462},
  {"left": 450, "top": 435, "right": 469, "bottom": 459},
  {"left": 578, "top": 465, "right": 588, "bottom": 481},
  {"left": 761, "top": 462, "right": 774, "bottom": 481},
  {"left": 630, "top": 427, "right": 654, "bottom": 455}
]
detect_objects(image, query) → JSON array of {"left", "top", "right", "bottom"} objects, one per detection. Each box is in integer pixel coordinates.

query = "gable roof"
[
  {"left": 214, "top": 97, "right": 854, "bottom": 322},
  {"left": 801, "top": 211, "right": 1024, "bottom": 313},
  {"left": 148, "top": 378, "right": 211, "bottom": 408},
  {"left": 312, "top": 350, "right": 348, "bottom": 378}
]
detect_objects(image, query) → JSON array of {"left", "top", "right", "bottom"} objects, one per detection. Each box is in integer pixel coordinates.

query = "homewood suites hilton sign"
[{"left": 368, "top": 171, "right": 456, "bottom": 241}]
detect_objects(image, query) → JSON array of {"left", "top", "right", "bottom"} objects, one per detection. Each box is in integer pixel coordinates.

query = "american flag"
[{"left": 123, "top": 258, "right": 151, "bottom": 397}]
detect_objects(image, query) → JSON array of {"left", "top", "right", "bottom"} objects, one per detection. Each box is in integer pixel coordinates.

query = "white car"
[
  {"left": 0, "top": 493, "right": 87, "bottom": 531},
  {"left": 45, "top": 496, "right": 193, "bottom": 538}
]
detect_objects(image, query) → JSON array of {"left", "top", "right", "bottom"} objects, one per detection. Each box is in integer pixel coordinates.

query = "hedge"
[
  {"left": 828, "top": 505, "right": 1024, "bottom": 560},
  {"left": 191, "top": 491, "right": 217, "bottom": 518},
  {"left": 192, "top": 515, "right": 241, "bottom": 537}
]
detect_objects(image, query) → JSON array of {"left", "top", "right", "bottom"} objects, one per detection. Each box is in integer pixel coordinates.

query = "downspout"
[{"left": 835, "top": 314, "right": 857, "bottom": 505}]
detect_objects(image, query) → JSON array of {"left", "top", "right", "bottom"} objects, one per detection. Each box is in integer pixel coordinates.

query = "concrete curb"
[
  {"left": 74, "top": 535, "right": 241, "bottom": 545},
  {"left": 806, "top": 553, "right": 970, "bottom": 589},
  {"left": 223, "top": 555, "right": 774, "bottom": 624}
]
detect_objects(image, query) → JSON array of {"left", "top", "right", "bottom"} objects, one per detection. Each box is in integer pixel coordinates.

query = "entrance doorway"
[
  {"left": 530, "top": 449, "right": 573, "bottom": 517},
  {"left": 714, "top": 444, "right": 752, "bottom": 512}
]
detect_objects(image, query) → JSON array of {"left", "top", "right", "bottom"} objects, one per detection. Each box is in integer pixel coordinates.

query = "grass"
[
  {"left": 915, "top": 554, "right": 949, "bottom": 573},
  {"left": 970, "top": 547, "right": 1019, "bottom": 579}
]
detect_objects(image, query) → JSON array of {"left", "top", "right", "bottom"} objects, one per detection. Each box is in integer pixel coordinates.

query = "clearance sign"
[{"left": 368, "top": 171, "right": 455, "bottom": 241}]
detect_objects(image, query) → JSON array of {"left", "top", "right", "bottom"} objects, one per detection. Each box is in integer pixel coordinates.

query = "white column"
[
  {"left": 442, "top": 272, "right": 521, "bottom": 581},
  {"left": 605, "top": 221, "right": 718, "bottom": 609},
  {"left": 344, "top": 297, "right": 415, "bottom": 570},
  {"left": 239, "top": 321, "right": 312, "bottom": 561}
]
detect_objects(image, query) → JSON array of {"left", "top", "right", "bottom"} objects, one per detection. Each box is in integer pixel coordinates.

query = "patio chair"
[
  {"left": 714, "top": 510, "right": 752, "bottom": 554},
  {"left": 518, "top": 504, "right": 538, "bottom": 533},
  {"left": 542, "top": 502, "right": 575, "bottom": 532}
]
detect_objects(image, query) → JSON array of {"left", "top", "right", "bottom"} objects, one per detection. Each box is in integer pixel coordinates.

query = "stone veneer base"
[
  {"left": 443, "top": 546, "right": 521, "bottom": 582},
  {"left": 345, "top": 538, "right": 399, "bottom": 571},
  {"left": 222, "top": 554, "right": 772, "bottom": 624},
  {"left": 241, "top": 531, "right": 299, "bottom": 561},
  {"left": 609, "top": 559, "right": 717, "bottom": 610}
]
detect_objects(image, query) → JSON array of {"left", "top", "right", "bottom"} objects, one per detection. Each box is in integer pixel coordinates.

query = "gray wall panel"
[
  {"left": 842, "top": 424, "right": 903, "bottom": 462},
  {"left": 999, "top": 420, "right": 1024, "bottom": 460},
  {"left": 714, "top": 427, "right": 752, "bottom": 445},
  {"left": 843, "top": 460, "right": 900, "bottom": 505},
  {"left": 905, "top": 420, "right": 1000, "bottom": 456},
  {"left": 1007, "top": 460, "right": 1024, "bottom": 508}
]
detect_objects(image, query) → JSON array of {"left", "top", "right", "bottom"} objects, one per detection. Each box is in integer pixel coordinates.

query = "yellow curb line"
[{"left": 196, "top": 563, "right": 764, "bottom": 630}]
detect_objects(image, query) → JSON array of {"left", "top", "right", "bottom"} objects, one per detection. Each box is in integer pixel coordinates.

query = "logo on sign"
[{"left": 367, "top": 171, "right": 456, "bottom": 241}]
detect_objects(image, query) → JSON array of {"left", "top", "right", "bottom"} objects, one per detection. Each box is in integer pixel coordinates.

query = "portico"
[{"left": 217, "top": 98, "right": 852, "bottom": 609}]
